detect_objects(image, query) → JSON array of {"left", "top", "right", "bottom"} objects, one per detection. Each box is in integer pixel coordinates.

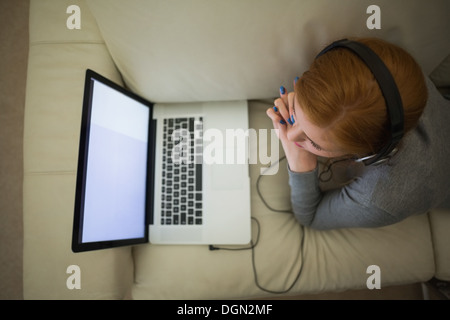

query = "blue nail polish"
[
  {"left": 279, "top": 86, "right": 286, "bottom": 95},
  {"left": 291, "top": 115, "right": 295, "bottom": 124},
  {"left": 294, "top": 76, "right": 299, "bottom": 84},
  {"left": 273, "top": 106, "right": 278, "bottom": 112},
  {"left": 279, "top": 120, "right": 286, "bottom": 125}
]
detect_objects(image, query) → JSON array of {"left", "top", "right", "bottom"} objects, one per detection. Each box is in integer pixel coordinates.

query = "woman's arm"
[{"left": 288, "top": 166, "right": 402, "bottom": 230}]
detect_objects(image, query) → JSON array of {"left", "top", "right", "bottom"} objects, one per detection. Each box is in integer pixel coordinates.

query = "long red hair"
[{"left": 295, "top": 37, "right": 428, "bottom": 157}]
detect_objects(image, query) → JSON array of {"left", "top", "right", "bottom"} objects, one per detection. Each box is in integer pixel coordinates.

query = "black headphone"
[{"left": 315, "top": 39, "right": 404, "bottom": 166}]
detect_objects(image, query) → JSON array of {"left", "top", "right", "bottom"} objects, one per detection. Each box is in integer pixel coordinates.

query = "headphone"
[{"left": 315, "top": 39, "right": 404, "bottom": 166}]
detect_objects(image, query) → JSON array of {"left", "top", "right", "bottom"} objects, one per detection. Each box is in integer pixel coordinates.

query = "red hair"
[{"left": 295, "top": 37, "right": 428, "bottom": 156}]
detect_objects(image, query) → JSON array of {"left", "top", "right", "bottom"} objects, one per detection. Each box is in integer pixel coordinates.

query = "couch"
[{"left": 23, "top": 0, "right": 450, "bottom": 299}]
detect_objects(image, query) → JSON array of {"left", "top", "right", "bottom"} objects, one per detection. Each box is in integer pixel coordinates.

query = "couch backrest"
[{"left": 86, "top": 0, "right": 450, "bottom": 103}]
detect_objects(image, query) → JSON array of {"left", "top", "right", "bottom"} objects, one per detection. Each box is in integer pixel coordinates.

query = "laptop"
[{"left": 72, "top": 69, "right": 251, "bottom": 252}]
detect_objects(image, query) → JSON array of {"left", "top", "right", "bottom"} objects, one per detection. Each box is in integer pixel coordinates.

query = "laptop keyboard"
[{"left": 160, "top": 117, "right": 203, "bottom": 226}]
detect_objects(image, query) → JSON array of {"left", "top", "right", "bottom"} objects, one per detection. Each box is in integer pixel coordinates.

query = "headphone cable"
[{"left": 209, "top": 156, "right": 305, "bottom": 295}]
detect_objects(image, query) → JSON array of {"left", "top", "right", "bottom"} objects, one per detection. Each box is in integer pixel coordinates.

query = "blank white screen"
[{"left": 81, "top": 79, "right": 149, "bottom": 243}]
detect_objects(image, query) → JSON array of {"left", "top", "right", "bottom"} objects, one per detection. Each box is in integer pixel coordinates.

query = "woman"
[{"left": 266, "top": 37, "right": 450, "bottom": 230}]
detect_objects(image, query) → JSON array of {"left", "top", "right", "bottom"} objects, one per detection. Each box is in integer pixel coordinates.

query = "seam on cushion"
[
  {"left": 30, "top": 40, "right": 105, "bottom": 46},
  {"left": 425, "top": 211, "right": 439, "bottom": 276},
  {"left": 25, "top": 170, "right": 76, "bottom": 176}
]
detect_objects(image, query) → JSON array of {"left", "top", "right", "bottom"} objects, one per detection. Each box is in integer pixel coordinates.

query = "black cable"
[
  {"left": 318, "top": 157, "right": 353, "bottom": 183},
  {"left": 209, "top": 217, "right": 260, "bottom": 252},
  {"left": 209, "top": 156, "right": 306, "bottom": 295},
  {"left": 255, "top": 156, "right": 292, "bottom": 213}
]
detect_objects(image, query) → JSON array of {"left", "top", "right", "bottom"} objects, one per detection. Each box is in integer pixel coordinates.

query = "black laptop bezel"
[{"left": 72, "top": 69, "right": 155, "bottom": 253}]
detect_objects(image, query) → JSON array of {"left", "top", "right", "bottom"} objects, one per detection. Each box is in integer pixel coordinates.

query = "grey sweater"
[{"left": 288, "top": 78, "right": 450, "bottom": 230}]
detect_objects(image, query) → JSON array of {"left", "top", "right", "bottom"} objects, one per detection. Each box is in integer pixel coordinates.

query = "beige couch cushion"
[
  {"left": 24, "top": 0, "right": 442, "bottom": 300},
  {"left": 131, "top": 101, "right": 435, "bottom": 299},
  {"left": 86, "top": 0, "right": 450, "bottom": 103},
  {"left": 23, "top": 0, "right": 134, "bottom": 299}
]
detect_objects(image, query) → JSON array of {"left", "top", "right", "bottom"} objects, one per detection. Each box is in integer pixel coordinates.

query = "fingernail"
[
  {"left": 279, "top": 86, "right": 286, "bottom": 95},
  {"left": 273, "top": 106, "right": 278, "bottom": 112},
  {"left": 294, "top": 76, "right": 299, "bottom": 84},
  {"left": 279, "top": 120, "right": 286, "bottom": 125},
  {"left": 291, "top": 115, "right": 295, "bottom": 124},
  {"left": 287, "top": 118, "right": 293, "bottom": 125}
]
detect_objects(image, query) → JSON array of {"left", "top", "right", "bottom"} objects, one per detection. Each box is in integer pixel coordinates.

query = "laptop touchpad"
[{"left": 211, "top": 163, "right": 246, "bottom": 190}]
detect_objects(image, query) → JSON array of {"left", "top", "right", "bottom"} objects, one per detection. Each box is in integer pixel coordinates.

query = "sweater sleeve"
[{"left": 288, "top": 165, "right": 402, "bottom": 230}]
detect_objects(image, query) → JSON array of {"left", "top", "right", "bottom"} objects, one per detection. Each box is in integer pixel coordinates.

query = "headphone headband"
[{"left": 316, "top": 39, "right": 404, "bottom": 165}]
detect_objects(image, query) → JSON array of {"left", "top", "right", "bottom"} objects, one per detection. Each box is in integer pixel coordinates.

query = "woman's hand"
[{"left": 266, "top": 84, "right": 317, "bottom": 173}]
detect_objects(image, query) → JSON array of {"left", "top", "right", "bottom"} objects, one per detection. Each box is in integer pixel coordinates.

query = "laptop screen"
[{"left": 72, "top": 70, "right": 153, "bottom": 252}]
